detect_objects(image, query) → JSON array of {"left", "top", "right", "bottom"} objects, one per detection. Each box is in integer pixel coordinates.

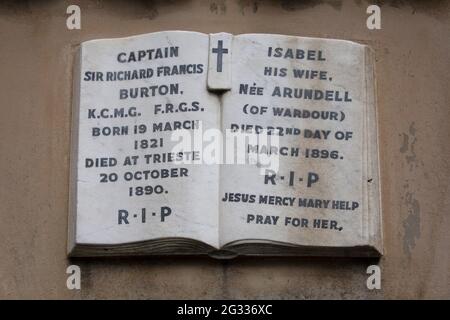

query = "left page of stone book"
[{"left": 68, "top": 31, "right": 221, "bottom": 254}]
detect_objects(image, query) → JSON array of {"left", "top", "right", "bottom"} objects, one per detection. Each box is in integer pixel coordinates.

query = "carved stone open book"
[{"left": 68, "top": 31, "right": 382, "bottom": 258}]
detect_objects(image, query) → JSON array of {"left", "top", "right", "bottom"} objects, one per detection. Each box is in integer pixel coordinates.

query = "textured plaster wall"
[{"left": 0, "top": 0, "right": 449, "bottom": 299}]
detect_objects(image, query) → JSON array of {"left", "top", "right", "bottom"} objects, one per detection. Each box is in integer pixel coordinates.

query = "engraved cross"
[{"left": 211, "top": 40, "right": 228, "bottom": 72}]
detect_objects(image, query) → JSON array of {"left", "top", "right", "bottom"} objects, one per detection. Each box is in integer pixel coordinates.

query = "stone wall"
[{"left": 0, "top": 0, "right": 449, "bottom": 299}]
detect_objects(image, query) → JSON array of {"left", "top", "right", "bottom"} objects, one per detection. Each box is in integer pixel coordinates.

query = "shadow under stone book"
[{"left": 68, "top": 31, "right": 382, "bottom": 258}]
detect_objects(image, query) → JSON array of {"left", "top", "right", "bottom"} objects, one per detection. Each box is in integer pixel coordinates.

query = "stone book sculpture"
[{"left": 68, "top": 31, "right": 382, "bottom": 258}]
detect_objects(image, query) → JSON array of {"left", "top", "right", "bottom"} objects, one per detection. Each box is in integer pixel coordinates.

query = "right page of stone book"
[{"left": 219, "top": 34, "right": 381, "bottom": 252}]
